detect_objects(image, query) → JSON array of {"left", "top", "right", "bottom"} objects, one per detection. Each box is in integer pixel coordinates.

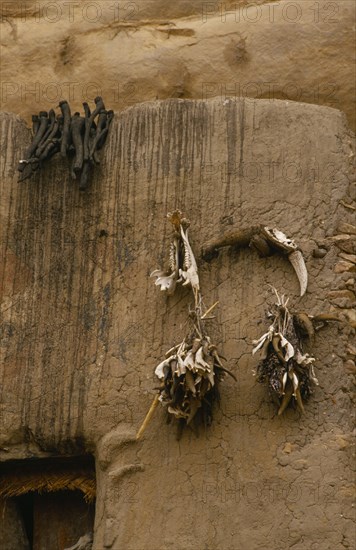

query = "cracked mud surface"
[{"left": 0, "top": 98, "right": 355, "bottom": 549}]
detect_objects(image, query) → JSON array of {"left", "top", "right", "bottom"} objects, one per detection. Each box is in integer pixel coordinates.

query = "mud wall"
[
  {"left": 1, "top": 0, "right": 355, "bottom": 131},
  {"left": 0, "top": 98, "right": 355, "bottom": 549}
]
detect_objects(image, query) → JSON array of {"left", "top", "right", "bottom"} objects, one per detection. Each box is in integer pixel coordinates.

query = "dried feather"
[
  {"left": 168, "top": 405, "right": 189, "bottom": 419},
  {"left": 259, "top": 338, "right": 270, "bottom": 361}
]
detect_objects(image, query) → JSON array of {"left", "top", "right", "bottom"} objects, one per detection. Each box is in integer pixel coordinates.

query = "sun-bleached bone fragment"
[
  {"left": 179, "top": 226, "right": 200, "bottom": 294},
  {"left": 288, "top": 249, "right": 308, "bottom": 297}
]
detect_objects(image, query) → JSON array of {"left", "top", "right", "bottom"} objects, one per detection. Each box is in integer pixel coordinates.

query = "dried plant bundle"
[{"left": 252, "top": 288, "right": 318, "bottom": 415}]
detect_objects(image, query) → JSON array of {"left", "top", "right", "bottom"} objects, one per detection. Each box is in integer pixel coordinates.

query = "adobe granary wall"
[{"left": 0, "top": 98, "right": 355, "bottom": 549}]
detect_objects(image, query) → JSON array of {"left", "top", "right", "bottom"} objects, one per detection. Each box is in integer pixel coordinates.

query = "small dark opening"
[
  {"left": 1, "top": 456, "right": 95, "bottom": 550},
  {"left": 16, "top": 492, "right": 35, "bottom": 547}
]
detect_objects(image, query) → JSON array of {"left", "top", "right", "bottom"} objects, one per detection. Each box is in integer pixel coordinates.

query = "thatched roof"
[{"left": 0, "top": 456, "right": 96, "bottom": 502}]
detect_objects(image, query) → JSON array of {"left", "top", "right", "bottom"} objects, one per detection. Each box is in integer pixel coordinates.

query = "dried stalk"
[
  {"left": 136, "top": 394, "right": 160, "bottom": 440},
  {"left": 201, "top": 301, "right": 219, "bottom": 319}
]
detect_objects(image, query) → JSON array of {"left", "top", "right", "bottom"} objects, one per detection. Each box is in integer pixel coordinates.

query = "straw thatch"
[{"left": 0, "top": 459, "right": 96, "bottom": 503}]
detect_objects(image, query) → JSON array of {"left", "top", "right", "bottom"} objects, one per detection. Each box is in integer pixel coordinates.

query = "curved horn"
[
  {"left": 288, "top": 250, "right": 308, "bottom": 296},
  {"left": 201, "top": 226, "right": 260, "bottom": 260}
]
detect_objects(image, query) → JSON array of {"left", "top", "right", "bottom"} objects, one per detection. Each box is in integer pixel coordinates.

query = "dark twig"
[
  {"left": 91, "top": 109, "right": 114, "bottom": 164},
  {"left": 70, "top": 113, "right": 85, "bottom": 179},
  {"left": 89, "top": 110, "right": 107, "bottom": 159},
  {"left": 83, "top": 96, "right": 105, "bottom": 161},
  {"left": 27, "top": 111, "right": 49, "bottom": 157},
  {"left": 36, "top": 109, "right": 57, "bottom": 158},
  {"left": 32, "top": 114, "right": 40, "bottom": 136},
  {"left": 79, "top": 161, "right": 92, "bottom": 191},
  {"left": 39, "top": 136, "right": 60, "bottom": 162},
  {"left": 17, "top": 97, "right": 113, "bottom": 189},
  {"left": 34, "top": 109, "right": 56, "bottom": 157},
  {"left": 18, "top": 159, "right": 39, "bottom": 182},
  {"left": 18, "top": 111, "right": 48, "bottom": 174},
  {"left": 59, "top": 100, "right": 71, "bottom": 158}
]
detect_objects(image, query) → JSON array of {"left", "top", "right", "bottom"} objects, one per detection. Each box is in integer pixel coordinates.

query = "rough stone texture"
[
  {"left": 0, "top": 98, "right": 355, "bottom": 549},
  {"left": 1, "top": 0, "right": 355, "bottom": 130}
]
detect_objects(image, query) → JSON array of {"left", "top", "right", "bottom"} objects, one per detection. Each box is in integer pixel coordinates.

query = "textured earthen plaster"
[
  {"left": 0, "top": 98, "right": 355, "bottom": 549},
  {"left": 1, "top": 0, "right": 355, "bottom": 131}
]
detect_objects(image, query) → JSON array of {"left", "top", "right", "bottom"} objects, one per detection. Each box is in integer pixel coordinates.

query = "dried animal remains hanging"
[
  {"left": 17, "top": 96, "right": 113, "bottom": 190},
  {"left": 137, "top": 211, "right": 235, "bottom": 439},
  {"left": 202, "top": 225, "right": 308, "bottom": 296},
  {"left": 252, "top": 288, "right": 340, "bottom": 414}
]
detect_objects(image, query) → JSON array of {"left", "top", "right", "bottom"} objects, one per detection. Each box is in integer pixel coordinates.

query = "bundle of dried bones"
[
  {"left": 252, "top": 288, "right": 340, "bottom": 414},
  {"left": 154, "top": 314, "right": 234, "bottom": 429},
  {"left": 137, "top": 211, "right": 235, "bottom": 438},
  {"left": 17, "top": 96, "right": 113, "bottom": 190},
  {"left": 150, "top": 210, "right": 200, "bottom": 301}
]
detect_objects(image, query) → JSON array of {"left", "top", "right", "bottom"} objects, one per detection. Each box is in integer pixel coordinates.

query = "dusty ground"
[{"left": 0, "top": 97, "right": 355, "bottom": 549}]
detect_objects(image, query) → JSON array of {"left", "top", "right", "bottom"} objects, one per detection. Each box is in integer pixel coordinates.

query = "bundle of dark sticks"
[{"left": 17, "top": 96, "right": 113, "bottom": 190}]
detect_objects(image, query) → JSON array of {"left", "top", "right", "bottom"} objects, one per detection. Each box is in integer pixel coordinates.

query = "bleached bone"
[
  {"left": 261, "top": 227, "right": 298, "bottom": 252},
  {"left": 202, "top": 225, "right": 308, "bottom": 296},
  {"left": 64, "top": 533, "right": 93, "bottom": 550},
  {"left": 288, "top": 250, "right": 308, "bottom": 297},
  {"left": 179, "top": 226, "right": 200, "bottom": 293},
  {"left": 262, "top": 227, "right": 308, "bottom": 296}
]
